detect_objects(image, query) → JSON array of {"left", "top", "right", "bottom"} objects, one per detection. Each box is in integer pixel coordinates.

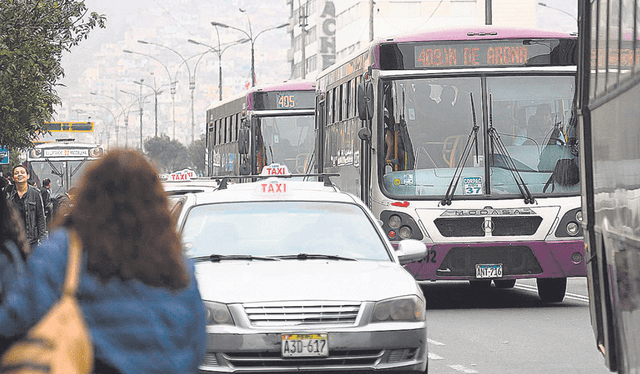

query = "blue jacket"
[{"left": 0, "top": 229, "right": 207, "bottom": 373}]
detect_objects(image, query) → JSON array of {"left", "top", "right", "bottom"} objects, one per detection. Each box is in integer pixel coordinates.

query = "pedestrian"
[
  {"left": 41, "top": 178, "right": 53, "bottom": 228},
  {"left": 0, "top": 193, "right": 30, "bottom": 353},
  {"left": 0, "top": 149, "right": 207, "bottom": 373},
  {"left": 6, "top": 165, "right": 46, "bottom": 247}
]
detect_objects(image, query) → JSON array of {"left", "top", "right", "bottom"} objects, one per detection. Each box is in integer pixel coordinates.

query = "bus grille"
[
  {"left": 243, "top": 301, "right": 361, "bottom": 327},
  {"left": 434, "top": 216, "right": 543, "bottom": 237},
  {"left": 437, "top": 246, "right": 543, "bottom": 276}
]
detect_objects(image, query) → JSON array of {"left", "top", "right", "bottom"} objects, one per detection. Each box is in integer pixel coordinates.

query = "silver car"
[{"left": 176, "top": 175, "right": 429, "bottom": 373}]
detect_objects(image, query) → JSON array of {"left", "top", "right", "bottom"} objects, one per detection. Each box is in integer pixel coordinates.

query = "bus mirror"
[
  {"left": 238, "top": 127, "right": 250, "bottom": 155},
  {"left": 240, "top": 160, "right": 251, "bottom": 175},
  {"left": 358, "top": 126, "right": 371, "bottom": 141},
  {"left": 357, "top": 81, "right": 374, "bottom": 121}
]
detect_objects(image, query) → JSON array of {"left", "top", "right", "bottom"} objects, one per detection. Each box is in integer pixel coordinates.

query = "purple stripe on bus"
[{"left": 245, "top": 80, "right": 316, "bottom": 111}]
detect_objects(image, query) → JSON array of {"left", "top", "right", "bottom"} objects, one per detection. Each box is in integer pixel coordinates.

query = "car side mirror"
[{"left": 395, "top": 239, "right": 427, "bottom": 265}]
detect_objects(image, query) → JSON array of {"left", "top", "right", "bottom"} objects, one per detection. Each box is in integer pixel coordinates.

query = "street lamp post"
[
  {"left": 123, "top": 49, "right": 178, "bottom": 141},
  {"left": 89, "top": 92, "right": 125, "bottom": 147},
  {"left": 212, "top": 11, "right": 288, "bottom": 87},
  {"left": 538, "top": 2, "right": 577, "bottom": 23},
  {"left": 188, "top": 35, "right": 249, "bottom": 101},
  {"left": 134, "top": 80, "right": 166, "bottom": 138},
  {"left": 85, "top": 103, "right": 117, "bottom": 148},
  {"left": 120, "top": 85, "right": 147, "bottom": 152},
  {"left": 137, "top": 40, "right": 199, "bottom": 143}
]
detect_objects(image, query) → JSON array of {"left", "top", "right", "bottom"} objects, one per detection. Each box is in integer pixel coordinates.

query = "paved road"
[{"left": 420, "top": 278, "right": 612, "bottom": 374}]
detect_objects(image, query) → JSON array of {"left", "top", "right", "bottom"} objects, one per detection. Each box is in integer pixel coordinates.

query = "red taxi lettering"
[
  {"left": 267, "top": 167, "right": 286, "bottom": 175},
  {"left": 261, "top": 183, "right": 287, "bottom": 193}
]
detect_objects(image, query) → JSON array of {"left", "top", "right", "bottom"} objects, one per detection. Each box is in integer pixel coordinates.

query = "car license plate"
[
  {"left": 281, "top": 334, "right": 328, "bottom": 358},
  {"left": 475, "top": 263, "right": 503, "bottom": 278}
]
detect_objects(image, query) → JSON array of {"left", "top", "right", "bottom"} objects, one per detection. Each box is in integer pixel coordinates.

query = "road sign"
[
  {"left": 0, "top": 147, "right": 8, "bottom": 165},
  {"left": 44, "top": 122, "right": 94, "bottom": 132}
]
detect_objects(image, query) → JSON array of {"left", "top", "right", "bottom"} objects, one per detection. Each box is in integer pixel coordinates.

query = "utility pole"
[
  {"left": 298, "top": 0, "right": 308, "bottom": 79},
  {"left": 485, "top": 0, "right": 492, "bottom": 25},
  {"left": 369, "top": 0, "right": 374, "bottom": 41}
]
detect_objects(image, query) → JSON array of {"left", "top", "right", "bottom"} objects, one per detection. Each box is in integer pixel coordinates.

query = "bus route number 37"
[{"left": 277, "top": 94, "right": 296, "bottom": 109}]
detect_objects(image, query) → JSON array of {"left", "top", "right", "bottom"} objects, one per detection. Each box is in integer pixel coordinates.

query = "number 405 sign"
[{"left": 0, "top": 147, "right": 8, "bottom": 165}]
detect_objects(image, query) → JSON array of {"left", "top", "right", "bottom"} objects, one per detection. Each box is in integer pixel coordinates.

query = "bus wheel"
[
  {"left": 469, "top": 280, "right": 491, "bottom": 289},
  {"left": 536, "top": 277, "right": 567, "bottom": 302},
  {"left": 494, "top": 279, "right": 516, "bottom": 288}
]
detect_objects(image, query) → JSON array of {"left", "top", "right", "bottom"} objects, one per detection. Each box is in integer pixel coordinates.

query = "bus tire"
[
  {"left": 469, "top": 280, "right": 491, "bottom": 289},
  {"left": 536, "top": 277, "right": 567, "bottom": 302},
  {"left": 494, "top": 279, "right": 516, "bottom": 288}
]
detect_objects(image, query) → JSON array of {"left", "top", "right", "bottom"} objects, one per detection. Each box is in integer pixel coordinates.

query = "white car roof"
[{"left": 190, "top": 178, "right": 358, "bottom": 205}]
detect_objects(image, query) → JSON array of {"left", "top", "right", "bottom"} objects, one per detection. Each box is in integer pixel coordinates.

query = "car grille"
[
  {"left": 222, "top": 349, "right": 384, "bottom": 368},
  {"left": 243, "top": 301, "right": 361, "bottom": 327}
]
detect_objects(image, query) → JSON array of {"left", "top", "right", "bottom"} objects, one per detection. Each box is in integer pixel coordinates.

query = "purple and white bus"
[
  {"left": 205, "top": 80, "right": 316, "bottom": 177},
  {"left": 315, "top": 26, "right": 585, "bottom": 302}
]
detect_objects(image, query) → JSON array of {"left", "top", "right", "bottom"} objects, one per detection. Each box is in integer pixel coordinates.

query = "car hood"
[{"left": 194, "top": 260, "right": 421, "bottom": 303}]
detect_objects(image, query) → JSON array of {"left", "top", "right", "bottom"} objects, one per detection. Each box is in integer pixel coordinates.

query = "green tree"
[
  {"left": 0, "top": 0, "right": 106, "bottom": 150},
  {"left": 187, "top": 134, "right": 206, "bottom": 176},
  {"left": 144, "top": 135, "right": 189, "bottom": 174}
]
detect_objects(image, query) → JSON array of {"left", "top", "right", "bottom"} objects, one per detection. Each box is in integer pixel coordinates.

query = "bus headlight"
[
  {"left": 372, "top": 296, "right": 425, "bottom": 322},
  {"left": 204, "top": 301, "right": 234, "bottom": 326},
  {"left": 399, "top": 226, "right": 412, "bottom": 239},
  {"left": 566, "top": 222, "right": 580, "bottom": 236},
  {"left": 389, "top": 215, "right": 402, "bottom": 229},
  {"left": 575, "top": 210, "right": 583, "bottom": 223}
]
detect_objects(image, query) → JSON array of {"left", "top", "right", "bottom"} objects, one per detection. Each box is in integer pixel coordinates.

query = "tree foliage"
[
  {"left": 187, "top": 134, "right": 206, "bottom": 176},
  {"left": 144, "top": 135, "right": 190, "bottom": 174},
  {"left": 0, "top": 0, "right": 106, "bottom": 150}
]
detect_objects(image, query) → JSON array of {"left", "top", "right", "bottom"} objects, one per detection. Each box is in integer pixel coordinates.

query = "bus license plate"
[
  {"left": 475, "top": 264, "right": 503, "bottom": 278},
  {"left": 281, "top": 334, "right": 329, "bottom": 358}
]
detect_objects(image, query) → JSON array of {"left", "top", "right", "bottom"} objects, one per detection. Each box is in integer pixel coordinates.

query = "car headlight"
[
  {"left": 371, "top": 295, "right": 425, "bottom": 323},
  {"left": 204, "top": 301, "right": 234, "bottom": 326}
]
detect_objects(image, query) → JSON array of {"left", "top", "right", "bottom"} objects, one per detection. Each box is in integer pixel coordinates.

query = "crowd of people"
[{"left": 0, "top": 149, "right": 207, "bottom": 373}]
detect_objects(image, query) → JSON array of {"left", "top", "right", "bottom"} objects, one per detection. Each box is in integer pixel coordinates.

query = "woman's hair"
[
  {"left": 0, "top": 194, "right": 30, "bottom": 260},
  {"left": 56, "top": 149, "right": 188, "bottom": 289}
]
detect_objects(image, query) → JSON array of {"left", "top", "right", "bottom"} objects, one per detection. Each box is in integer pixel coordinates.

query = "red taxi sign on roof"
[
  {"left": 254, "top": 179, "right": 289, "bottom": 197},
  {"left": 260, "top": 163, "right": 291, "bottom": 176},
  {"left": 169, "top": 169, "right": 196, "bottom": 181}
]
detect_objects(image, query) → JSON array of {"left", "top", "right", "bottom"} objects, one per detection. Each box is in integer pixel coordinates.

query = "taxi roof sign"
[
  {"left": 169, "top": 169, "right": 197, "bottom": 181},
  {"left": 260, "top": 164, "right": 290, "bottom": 177},
  {"left": 254, "top": 179, "right": 289, "bottom": 197}
]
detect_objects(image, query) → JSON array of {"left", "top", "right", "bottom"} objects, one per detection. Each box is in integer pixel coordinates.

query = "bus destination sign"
[
  {"left": 253, "top": 91, "right": 316, "bottom": 111},
  {"left": 413, "top": 41, "right": 550, "bottom": 68}
]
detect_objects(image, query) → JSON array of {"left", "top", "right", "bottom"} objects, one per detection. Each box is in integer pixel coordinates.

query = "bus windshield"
[
  {"left": 381, "top": 74, "right": 578, "bottom": 198},
  {"left": 29, "top": 160, "right": 91, "bottom": 196},
  {"left": 256, "top": 114, "right": 315, "bottom": 174}
]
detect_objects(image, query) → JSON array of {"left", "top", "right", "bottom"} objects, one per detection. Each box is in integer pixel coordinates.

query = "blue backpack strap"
[{"left": 3, "top": 240, "right": 25, "bottom": 275}]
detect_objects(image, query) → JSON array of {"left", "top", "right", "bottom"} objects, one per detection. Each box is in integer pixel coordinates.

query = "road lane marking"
[
  {"left": 428, "top": 352, "right": 444, "bottom": 360},
  {"left": 428, "top": 338, "right": 445, "bottom": 346},
  {"left": 514, "top": 284, "right": 590, "bottom": 303},
  {"left": 449, "top": 364, "right": 479, "bottom": 373}
]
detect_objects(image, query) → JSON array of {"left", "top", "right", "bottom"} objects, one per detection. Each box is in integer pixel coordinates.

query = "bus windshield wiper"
[
  {"left": 192, "top": 254, "right": 280, "bottom": 262},
  {"left": 441, "top": 92, "right": 480, "bottom": 206},
  {"left": 275, "top": 253, "right": 357, "bottom": 261},
  {"left": 487, "top": 95, "right": 535, "bottom": 204}
]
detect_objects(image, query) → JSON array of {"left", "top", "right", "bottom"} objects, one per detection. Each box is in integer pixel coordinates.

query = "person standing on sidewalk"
[{"left": 6, "top": 165, "right": 45, "bottom": 247}]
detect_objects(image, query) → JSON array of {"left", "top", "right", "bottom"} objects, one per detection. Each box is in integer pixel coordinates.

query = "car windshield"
[
  {"left": 181, "top": 201, "right": 392, "bottom": 261},
  {"left": 381, "top": 75, "right": 579, "bottom": 199}
]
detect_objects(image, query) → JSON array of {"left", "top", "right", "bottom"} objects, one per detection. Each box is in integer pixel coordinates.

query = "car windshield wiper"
[
  {"left": 487, "top": 95, "right": 535, "bottom": 204},
  {"left": 441, "top": 92, "right": 481, "bottom": 206},
  {"left": 275, "top": 253, "right": 357, "bottom": 261},
  {"left": 192, "top": 254, "right": 280, "bottom": 262}
]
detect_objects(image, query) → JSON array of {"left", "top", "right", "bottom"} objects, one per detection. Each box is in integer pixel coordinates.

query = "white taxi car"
[{"left": 175, "top": 165, "right": 429, "bottom": 373}]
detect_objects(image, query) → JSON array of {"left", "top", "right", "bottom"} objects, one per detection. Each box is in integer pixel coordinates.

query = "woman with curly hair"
[{"left": 0, "top": 149, "right": 206, "bottom": 373}]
